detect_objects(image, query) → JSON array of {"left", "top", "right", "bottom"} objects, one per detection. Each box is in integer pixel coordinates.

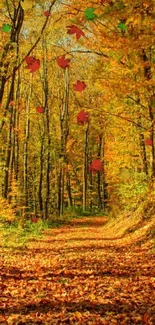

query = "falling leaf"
[
  {"left": 145, "top": 139, "right": 153, "bottom": 146},
  {"left": 44, "top": 11, "right": 50, "bottom": 17},
  {"left": 2, "top": 24, "right": 12, "bottom": 33},
  {"left": 20, "top": 0, "right": 33, "bottom": 10},
  {"left": 117, "top": 22, "right": 127, "bottom": 32},
  {"left": 25, "top": 56, "right": 40, "bottom": 73},
  {"left": 84, "top": 8, "right": 97, "bottom": 21},
  {"left": 67, "top": 25, "right": 85, "bottom": 40},
  {"left": 77, "top": 110, "right": 89, "bottom": 125},
  {"left": 89, "top": 159, "right": 102, "bottom": 174},
  {"left": 73, "top": 80, "right": 87, "bottom": 91},
  {"left": 57, "top": 55, "right": 71, "bottom": 69},
  {"left": 36, "top": 106, "right": 44, "bottom": 114}
]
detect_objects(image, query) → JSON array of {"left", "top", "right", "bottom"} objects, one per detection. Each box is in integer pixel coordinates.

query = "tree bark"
[
  {"left": 23, "top": 75, "right": 32, "bottom": 207},
  {"left": 97, "top": 133, "right": 103, "bottom": 210},
  {"left": 3, "top": 69, "right": 16, "bottom": 198},
  {"left": 0, "top": 2, "right": 24, "bottom": 123},
  {"left": 58, "top": 68, "right": 70, "bottom": 216},
  {"left": 38, "top": 136, "right": 44, "bottom": 214},
  {"left": 142, "top": 49, "right": 155, "bottom": 178},
  {"left": 83, "top": 123, "right": 89, "bottom": 212}
]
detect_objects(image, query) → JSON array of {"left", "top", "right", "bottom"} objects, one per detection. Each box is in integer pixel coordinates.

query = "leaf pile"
[{"left": 0, "top": 217, "right": 155, "bottom": 324}]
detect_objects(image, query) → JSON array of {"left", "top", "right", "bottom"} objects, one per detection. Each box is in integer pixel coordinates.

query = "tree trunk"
[
  {"left": 66, "top": 169, "right": 73, "bottom": 207},
  {"left": 23, "top": 75, "right": 32, "bottom": 207},
  {"left": 83, "top": 123, "right": 89, "bottom": 212},
  {"left": 0, "top": 3, "right": 24, "bottom": 127},
  {"left": 142, "top": 49, "right": 155, "bottom": 178},
  {"left": 138, "top": 116, "right": 148, "bottom": 176},
  {"left": 97, "top": 133, "right": 103, "bottom": 210},
  {"left": 38, "top": 136, "right": 44, "bottom": 214},
  {"left": 58, "top": 68, "right": 70, "bottom": 216},
  {"left": 89, "top": 152, "right": 93, "bottom": 211},
  {"left": 3, "top": 69, "right": 16, "bottom": 198},
  {"left": 149, "top": 96, "right": 155, "bottom": 178},
  {"left": 42, "top": 37, "right": 51, "bottom": 219}
]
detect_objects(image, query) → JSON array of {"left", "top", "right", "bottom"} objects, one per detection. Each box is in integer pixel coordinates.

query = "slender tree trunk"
[
  {"left": 138, "top": 115, "right": 148, "bottom": 175},
  {"left": 38, "top": 136, "right": 44, "bottom": 214},
  {"left": 97, "top": 133, "right": 103, "bottom": 210},
  {"left": 58, "top": 68, "right": 70, "bottom": 216},
  {"left": 89, "top": 152, "right": 93, "bottom": 211},
  {"left": 101, "top": 131, "right": 107, "bottom": 212},
  {"left": 58, "top": 168, "right": 62, "bottom": 216},
  {"left": 149, "top": 96, "right": 155, "bottom": 178},
  {"left": 3, "top": 69, "right": 16, "bottom": 198},
  {"left": 142, "top": 49, "right": 155, "bottom": 178},
  {"left": 42, "top": 37, "right": 51, "bottom": 219},
  {"left": 15, "top": 73, "right": 20, "bottom": 181},
  {"left": 60, "top": 166, "right": 65, "bottom": 216},
  {"left": 66, "top": 169, "right": 73, "bottom": 206},
  {"left": 23, "top": 75, "right": 32, "bottom": 207},
  {"left": 83, "top": 123, "right": 89, "bottom": 212}
]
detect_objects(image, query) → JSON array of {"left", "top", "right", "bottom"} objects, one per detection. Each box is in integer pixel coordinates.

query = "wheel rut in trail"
[{"left": 0, "top": 216, "right": 155, "bottom": 325}]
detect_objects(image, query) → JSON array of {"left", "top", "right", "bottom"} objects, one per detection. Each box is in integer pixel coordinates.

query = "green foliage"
[
  {"left": 1, "top": 219, "right": 45, "bottom": 249},
  {"left": 117, "top": 172, "right": 149, "bottom": 211},
  {"left": 64, "top": 205, "right": 107, "bottom": 217}
]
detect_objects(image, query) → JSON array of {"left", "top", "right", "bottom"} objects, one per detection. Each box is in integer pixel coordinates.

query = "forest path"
[{"left": 0, "top": 216, "right": 155, "bottom": 324}]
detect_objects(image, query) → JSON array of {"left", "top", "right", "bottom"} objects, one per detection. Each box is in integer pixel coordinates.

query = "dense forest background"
[{"left": 0, "top": 0, "right": 155, "bottom": 222}]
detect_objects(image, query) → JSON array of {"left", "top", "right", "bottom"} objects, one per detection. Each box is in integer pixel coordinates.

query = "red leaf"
[
  {"left": 25, "top": 56, "right": 34, "bottom": 64},
  {"left": 145, "top": 139, "right": 153, "bottom": 146},
  {"left": 44, "top": 10, "right": 50, "bottom": 17},
  {"left": 36, "top": 106, "right": 44, "bottom": 113},
  {"left": 77, "top": 110, "right": 89, "bottom": 125},
  {"left": 57, "top": 55, "right": 71, "bottom": 69},
  {"left": 25, "top": 56, "right": 40, "bottom": 73},
  {"left": 67, "top": 25, "right": 85, "bottom": 40},
  {"left": 142, "top": 313, "right": 149, "bottom": 323},
  {"left": 31, "top": 217, "right": 38, "bottom": 223},
  {"left": 89, "top": 159, "right": 102, "bottom": 174},
  {"left": 73, "top": 80, "right": 87, "bottom": 91}
]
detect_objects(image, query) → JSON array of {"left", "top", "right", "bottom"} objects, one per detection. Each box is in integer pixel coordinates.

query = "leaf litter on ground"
[{"left": 0, "top": 216, "right": 155, "bottom": 324}]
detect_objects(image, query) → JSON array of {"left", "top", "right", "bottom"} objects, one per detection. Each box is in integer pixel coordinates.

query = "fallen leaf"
[
  {"left": 142, "top": 313, "right": 149, "bottom": 323},
  {"left": 117, "top": 22, "right": 127, "bottom": 32}
]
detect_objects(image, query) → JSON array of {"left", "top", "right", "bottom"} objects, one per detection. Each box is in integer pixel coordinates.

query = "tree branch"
[{"left": 6, "top": 0, "right": 57, "bottom": 82}]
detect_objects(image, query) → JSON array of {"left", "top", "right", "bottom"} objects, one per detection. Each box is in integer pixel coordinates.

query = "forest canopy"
[{"left": 0, "top": 0, "right": 155, "bottom": 221}]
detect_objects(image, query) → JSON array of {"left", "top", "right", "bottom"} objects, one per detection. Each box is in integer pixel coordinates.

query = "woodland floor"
[{"left": 0, "top": 215, "right": 155, "bottom": 325}]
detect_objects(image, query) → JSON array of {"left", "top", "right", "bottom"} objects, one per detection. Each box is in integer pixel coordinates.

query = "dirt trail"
[{"left": 0, "top": 217, "right": 155, "bottom": 324}]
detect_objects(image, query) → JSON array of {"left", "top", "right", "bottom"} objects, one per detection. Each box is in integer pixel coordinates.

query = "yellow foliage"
[
  {"left": 21, "top": 0, "right": 33, "bottom": 10},
  {"left": 0, "top": 197, "right": 15, "bottom": 222}
]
